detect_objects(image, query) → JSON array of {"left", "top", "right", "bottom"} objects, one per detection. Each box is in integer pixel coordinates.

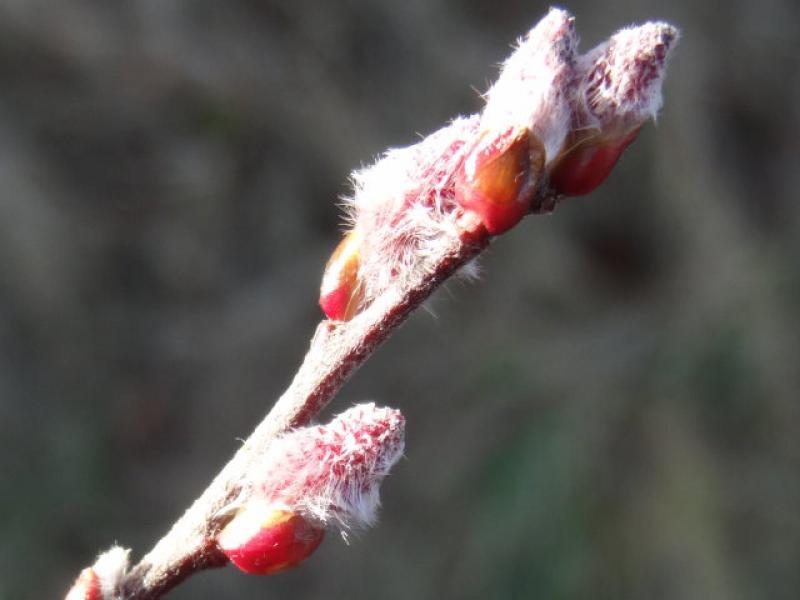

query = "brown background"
[{"left": 1, "top": 1, "right": 798, "bottom": 598}]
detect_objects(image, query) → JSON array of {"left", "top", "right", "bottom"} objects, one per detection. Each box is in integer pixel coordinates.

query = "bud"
[
  {"left": 218, "top": 403, "right": 405, "bottom": 576},
  {"left": 218, "top": 500, "right": 325, "bottom": 575},
  {"left": 319, "top": 229, "right": 364, "bottom": 321},
  {"left": 548, "top": 126, "right": 640, "bottom": 196},
  {"left": 458, "top": 8, "right": 577, "bottom": 233},
  {"left": 480, "top": 8, "right": 578, "bottom": 164},
  {"left": 65, "top": 568, "right": 101, "bottom": 600},
  {"left": 550, "top": 22, "right": 679, "bottom": 196},
  {"left": 455, "top": 127, "right": 545, "bottom": 235},
  {"left": 64, "top": 546, "right": 129, "bottom": 600}
]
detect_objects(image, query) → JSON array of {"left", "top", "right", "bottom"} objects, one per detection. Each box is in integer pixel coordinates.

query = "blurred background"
[{"left": 1, "top": 1, "right": 798, "bottom": 598}]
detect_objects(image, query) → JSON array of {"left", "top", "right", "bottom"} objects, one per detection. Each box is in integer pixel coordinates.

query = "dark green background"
[{"left": 1, "top": 1, "right": 798, "bottom": 598}]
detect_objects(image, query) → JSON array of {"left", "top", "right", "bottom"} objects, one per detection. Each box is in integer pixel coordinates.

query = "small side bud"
[
  {"left": 548, "top": 126, "right": 640, "bottom": 196},
  {"left": 65, "top": 568, "right": 101, "bottom": 600},
  {"left": 218, "top": 501, "right": 325, "bottom": 575},
  {"left": 455, "top": 128, "right": 545, "bottom": 234},
  {"left": 64, "top": 546, "right": 129, "bottom": 600},
  {"left": 319, "top": 229, "right": 365, "bottom": 321}
]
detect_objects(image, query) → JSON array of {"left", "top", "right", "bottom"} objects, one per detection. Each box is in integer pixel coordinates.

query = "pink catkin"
[
  {"left": 246, "top": 403, "right": 405, "bottom": 530},
  {"left": 576, "top": 22, "right": 680, "bottom": 131}
]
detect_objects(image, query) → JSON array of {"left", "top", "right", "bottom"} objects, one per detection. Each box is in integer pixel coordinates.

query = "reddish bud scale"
[
  {"left": 455, "top": 128, "right": 545, "bottom": 235},
  {"left": 319, "top": 229, "right": 364, "bottom": 321},
  {"left": 548, "top": 126, "right": 640, "bottom": 197},
  {"left": 218, "top": 501, "right": 325, "bottom": 576},
  {"left": 65, "top": 568, "right": 101, "bottom": 600}
]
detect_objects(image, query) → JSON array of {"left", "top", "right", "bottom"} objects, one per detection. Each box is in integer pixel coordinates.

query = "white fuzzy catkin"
[
  {"left": 481, "top": 7, "right": 578, "bottom": 165},
  {"left": 93, "top": 546, "right": 130, "bottom": 600},
  {"left": 347, "top": 116, "right": 480, "bottom": 301}
]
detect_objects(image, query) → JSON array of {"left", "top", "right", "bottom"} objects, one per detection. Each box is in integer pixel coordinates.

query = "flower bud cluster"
[{"left": 319, "top": 8, "right": 677, "bottom": 321}]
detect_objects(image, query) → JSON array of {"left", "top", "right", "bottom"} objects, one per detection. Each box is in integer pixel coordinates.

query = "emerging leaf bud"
[
  {"left": 218, "top": 501, "right": 325, "bottom": 575},
  {"left": 455, "top": 128, "right": 545, "bottom": 234},
  {"left": 319, "top": 229, "right": 365, "bottom": 321}
]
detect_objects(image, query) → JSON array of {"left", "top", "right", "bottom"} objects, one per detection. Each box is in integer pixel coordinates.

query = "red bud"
[
  {"left": 65, "top": 568, "right": 101, "bottom": 600},
  {"left": 319, "top": 230, "right": 364, "bottom": 321},
  {"left": 455, "top": 128, "right": 545, "bottom": 235},
  {"left": 218, "top": 502, "right": 325, "bottom": 575},
  {"left": 548, "top": 127, "right": 640, "bottom": 196}
]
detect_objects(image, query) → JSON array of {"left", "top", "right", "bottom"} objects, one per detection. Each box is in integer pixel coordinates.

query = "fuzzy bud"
[
  {"left": 481, "top": 8, "right": 578, "bottom": 164},
  {"left": 64, "top": 546, "right": 129, "bottom": 600},
  {"left": 550, "top": 22, "right": 679, "bottom": 196},
  {"left": 319, "top": 229, "right": 365, "bottom": 321},
  {"left": 255, "top": 402, "right": 405, "bottom": 529},
  {"left": 218, "top": 403, "right": 405, "bottom": 574},
  {"left": 579, "top": 22, "right": 678, "bottom": 129},
  {"left": 454, "top": 8, "right": 577, "bottom": 234},
  {"left": 65, "top": 568, "right": 101, "bottom": 600}
]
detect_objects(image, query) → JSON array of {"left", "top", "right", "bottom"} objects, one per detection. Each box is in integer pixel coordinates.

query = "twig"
[
  {"left": 120, "top": 224, "right": 489, "bottom": 599},
  {"left": 65, "top": 9, "right": 678, "bottom": 599}
]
